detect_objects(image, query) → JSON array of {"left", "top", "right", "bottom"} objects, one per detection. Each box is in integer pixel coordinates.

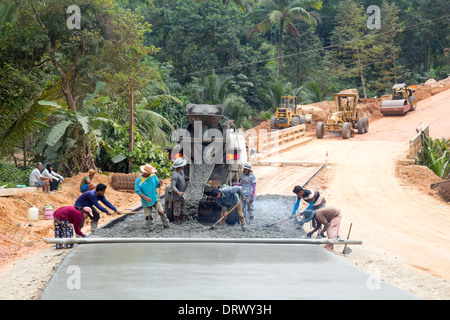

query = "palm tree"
[{"left": 247, "top": 0, "right": 322, "bottom": 81}]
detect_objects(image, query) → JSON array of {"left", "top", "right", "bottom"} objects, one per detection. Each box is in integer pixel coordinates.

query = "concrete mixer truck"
[{"left": 164, "top": 103, "right": 247, "bottom": 224}]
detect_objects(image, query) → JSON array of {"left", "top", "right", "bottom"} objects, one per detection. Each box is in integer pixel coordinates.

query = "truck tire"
[
  {"left": 408, "top": 96, "right": 417, "bottom": 111},
  {"left": 270, "top": 116, "right": 277, "bottom": 131},
  {"left": 356, "top": 118, "right": 365, "bottom": 134},
  {"left": 299, "top": 116, "right": 307, "bottom": 130},
  {"left": 341, "top": 122, "right": 351, "bottom": 139},
  {"left": 316, "top": 122, "right": 325, "bottom": 139},
  {"left": 225, "top": 210, "right": 239, "bottom": 225},
  {"left": 364, "top": 117, "right": 369, "bottom": 133},
  {"left": 291, "top": 116, "right": 299, "bottom": 127}
]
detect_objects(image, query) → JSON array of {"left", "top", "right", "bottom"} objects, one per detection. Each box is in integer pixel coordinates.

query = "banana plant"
[
  {"left": 37, "top": 81, "right": 118, "bottom": 163},
  {"left": 416, "top": 131, "right": 450, "bottom": 179}
]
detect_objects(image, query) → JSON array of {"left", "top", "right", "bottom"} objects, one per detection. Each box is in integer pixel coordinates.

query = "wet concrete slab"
[{"left": 40, "top": 242, "right": 417, "bottom": 300}]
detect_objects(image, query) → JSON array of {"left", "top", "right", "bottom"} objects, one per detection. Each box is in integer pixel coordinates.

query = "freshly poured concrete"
[{"left": 40, "top": 242, "right": 417, "bottom": 300}]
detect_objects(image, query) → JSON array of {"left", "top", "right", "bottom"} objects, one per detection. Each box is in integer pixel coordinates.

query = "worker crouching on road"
[
  {"left": 304, "top": 207, "right": 343, "bottom": 251},
  {"left": 171, "top": 158, "right": 188, "bottom": 224},
  {"left": 53, "top": 206, "right": 93, "bottom": 249},
  {"left": 235, "top": 162, "right": 256, "bottom": 223},
  {"left": 135, "top": 163, "right": 169, "bottom": 231},
  {"left": 211, "top": 186, "right": 247, "bottom": 231}
]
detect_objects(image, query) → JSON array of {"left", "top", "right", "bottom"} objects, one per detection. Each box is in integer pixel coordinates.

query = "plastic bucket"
[{"left": 44, "top": 206, "right": 54, "bottom": 220}]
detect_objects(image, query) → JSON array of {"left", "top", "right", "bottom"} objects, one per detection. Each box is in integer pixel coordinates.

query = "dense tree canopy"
[{"left": 1, "top": 0, "right": 448, "bottom": 176}]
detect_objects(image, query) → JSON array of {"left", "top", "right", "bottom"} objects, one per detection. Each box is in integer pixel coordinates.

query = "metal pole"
[
  {"left": 44, "top": 237, "right": 362, "bottom": 245},
  {"left": 301, "top": 164, "right": 325, "bottom": 188}
]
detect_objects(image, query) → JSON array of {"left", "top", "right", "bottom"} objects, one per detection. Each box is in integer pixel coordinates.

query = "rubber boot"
[
  {"left": 145, "top": 217, "right": 154, "bottom": 231},
  {"left": 161, "top": 212, "right": 170, "bottom": 229},
  {"left": 90, "top": 220, "right": 98, "bottom": 232}
]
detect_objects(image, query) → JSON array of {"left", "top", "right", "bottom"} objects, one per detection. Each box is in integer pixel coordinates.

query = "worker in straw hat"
[
  {"left": 53, "top": 206, "right": 93, "bottom": 249},
  {"left": 235, "top": 162, "right": 257, "bottom": 223},
  {"left": 171, "top": 157, "right": 188, "bottom": 224},
  {"left": 135, "top": 163, "right": 169, "bottom": 231}
]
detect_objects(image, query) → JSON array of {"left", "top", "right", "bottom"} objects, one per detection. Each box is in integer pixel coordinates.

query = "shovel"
[
  {"left": 210, "top": 199, "right": 244, "bottom": 230},
  {"left": 265, "top": 212, "right": 303, "bottom": 227}
]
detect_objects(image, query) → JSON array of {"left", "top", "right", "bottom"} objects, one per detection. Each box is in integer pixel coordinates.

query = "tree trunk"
[
  {"left": 276, "top": 19, "right": 285, "bottom": 83},
  {"left": 128, "top": 81, "right": 134, "bottom": 173},
  {"left": 356, "top": 47, "right": 367, "bottom": 98}
]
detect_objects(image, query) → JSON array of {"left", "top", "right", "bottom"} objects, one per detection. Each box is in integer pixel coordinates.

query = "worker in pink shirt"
[{"left": 53, "top": 206, "right": 93, "bottom": 249}]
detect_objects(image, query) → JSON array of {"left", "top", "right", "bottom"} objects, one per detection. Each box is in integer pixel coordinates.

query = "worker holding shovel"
[
  {"left": 171, "top": 158, "right": 188, "bottom": 224},
  {"left": 135, "top": 163, "right": 169, "bottom": 231},
  {"left": 291, "top": 185, "right": 326, "bottom": 227},
  {"left": 210, "top": 186, "right": 247, "bottom": 231}
]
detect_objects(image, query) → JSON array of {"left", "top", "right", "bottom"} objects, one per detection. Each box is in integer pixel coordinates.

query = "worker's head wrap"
[
  {"left": 301, "top": 210, "right": 316, "bottom": 223},
  {"left": 210, "top": 188, "right": 220, "bottom": 198}
]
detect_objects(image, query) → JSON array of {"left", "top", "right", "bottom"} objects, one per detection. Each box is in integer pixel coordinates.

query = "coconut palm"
[{"left": 247, "top": 0, "right": 322, "bottom": 81}]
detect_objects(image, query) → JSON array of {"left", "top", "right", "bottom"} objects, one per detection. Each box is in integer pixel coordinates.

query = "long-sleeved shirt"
[
  {"left": 135, "top": 174, "right": 159, "bottom": 207},
  {"left": 171, "top": 170, "right": 187, "bottom": 201},
  {"left": 292, "top": 189, "right": 325, "bottom": 214},
  {"left": 235, "top": 172, "right": 256, "bottom": 199},
  {"left": 74, "top": 190, "right": 117, "bottom": 213},
  {"left": 312, "top": 207, "right": 341, "bottom": 233},
  {"left": 42, "top": 169, "right": 65, "bottom": 182},
  {"left": 215, "top": 186, "right": 243, "bottom": 210},
  {"left": 54, "top": 206, "right": 85, "bottom": 237}
]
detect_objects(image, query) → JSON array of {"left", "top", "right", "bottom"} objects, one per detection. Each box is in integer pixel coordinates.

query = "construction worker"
[
  {"left": 135, "top": 163, "right": 169, "bottom": 231},
  {"left": 53, "top": 206, "right": 93, "bottom": 249},
  {"left": 210, "top": 186, "right": 247, "bottom": 231},
  {"left": 305, "top": 207, "right": 343, "bottom": 251},
  {"left": 235, "top": 162, "right": 256, "bottom": 222},
  {"left": 80, "top": 169, "right": 96, "bottom": 192},
  {"left": 74, "top": 183, "right": 121, "bottom": 231},
  {"left": 171, "top": 157, "right": 188, "bottom": 224},
  {"left": 291, "top": 185, "right": 326, "bottom": 227}
]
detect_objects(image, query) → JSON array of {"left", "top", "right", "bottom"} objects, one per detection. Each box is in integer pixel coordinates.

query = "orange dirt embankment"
[{"left": 0, "top": 172, "right": 142, "bottom": 266}]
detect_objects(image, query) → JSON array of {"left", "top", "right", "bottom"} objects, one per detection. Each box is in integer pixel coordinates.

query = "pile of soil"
[
  {"left": 395, "top": 164, "right": 446, "bottom": 202},
  {"left": 437, "top": 182, "right": 450, "bottom": 202},
  {"left": 0, "top": 172, "right": 141, "bottom": 265}
]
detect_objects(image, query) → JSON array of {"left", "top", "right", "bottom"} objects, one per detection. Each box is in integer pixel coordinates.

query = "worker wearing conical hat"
[{"left": 135, "top": 163, "right": 169, "bottom": 231}]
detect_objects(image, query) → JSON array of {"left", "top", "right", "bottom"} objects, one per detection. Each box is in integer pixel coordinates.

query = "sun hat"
[
  {"left": 88, "top": 169, "right": 96, "bottom": 175},
  {"left": 300, "top": 209, "right": 316, "bottom": 224},
  {"left": 173, "top": 157, "right": 187, "bottom": 169},
  {"left": 140, "top": 163, "right": 158, "bottom": 174},
  {"left": 82, "top": 207, "right": 94, "bottom": 218},
  {"left": 243, "top": 162, "right": 252, "bottom": 170}
]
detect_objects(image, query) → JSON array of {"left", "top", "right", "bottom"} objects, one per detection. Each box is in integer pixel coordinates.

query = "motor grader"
[
  {"left": 316, "top": 91, "right": 368, "bottom": 139},
  {"left": 380, "top": 84, "right": 417, "bottom": 116},
  {"left": 270, "top": 95, "right": 307, "bottom": 131}
]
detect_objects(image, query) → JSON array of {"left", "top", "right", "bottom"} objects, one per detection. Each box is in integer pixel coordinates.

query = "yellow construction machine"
[
  {"left": 380, "top": 84, "right": 417, "bottom": 116},
  {"left": 316, "top": 90, "right": 368, "bottom": 139},
  {"left": 270, "top": 95, "right": 307, "bottom": 131}
]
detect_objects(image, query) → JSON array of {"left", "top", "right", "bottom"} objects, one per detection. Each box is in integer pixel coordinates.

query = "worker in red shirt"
[{"left": 53, "top": 206, "right": 93, "bottom": 249}]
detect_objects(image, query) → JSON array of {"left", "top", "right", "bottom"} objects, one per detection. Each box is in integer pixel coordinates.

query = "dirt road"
[{"left": 254, "top": 89, "right": 450, "bottom": 281}]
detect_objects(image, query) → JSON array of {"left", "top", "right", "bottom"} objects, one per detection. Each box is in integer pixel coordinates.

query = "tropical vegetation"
[{"left": 1, "top": 0, "right": 448, "bottom": 182}]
